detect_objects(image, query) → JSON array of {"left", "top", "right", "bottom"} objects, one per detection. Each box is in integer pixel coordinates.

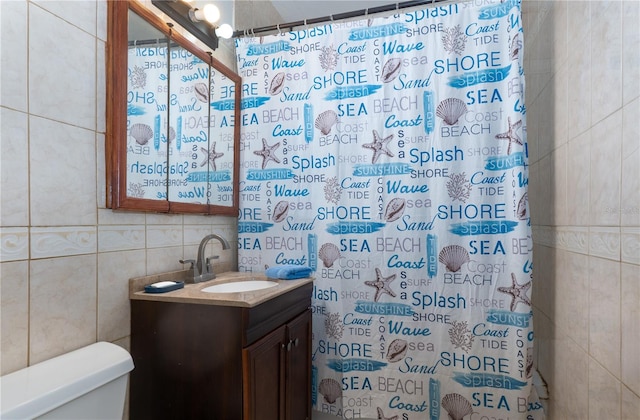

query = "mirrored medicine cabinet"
[{"left": 106, "top": 0, "right": 240, "bottom": 215}]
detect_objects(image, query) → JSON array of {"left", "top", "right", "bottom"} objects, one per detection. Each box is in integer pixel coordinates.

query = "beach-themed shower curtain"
[{"left": 236, "top": 0, "right": 543, "bottom": 418}]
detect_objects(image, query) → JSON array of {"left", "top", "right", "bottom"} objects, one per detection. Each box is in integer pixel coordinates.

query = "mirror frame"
[{"left": 106, "top": 0, "right": 240, "bottom": 215}]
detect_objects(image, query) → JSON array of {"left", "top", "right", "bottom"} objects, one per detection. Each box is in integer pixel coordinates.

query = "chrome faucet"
[{"left": 180, "top": 233, "right": 231, "bottom": 283}]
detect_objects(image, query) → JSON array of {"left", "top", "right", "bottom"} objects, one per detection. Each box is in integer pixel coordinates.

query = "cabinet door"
[
  {"left": 285, "top": 310, "right": 312, "bottom": 420},
  {"left": 243, "top": 324, "right": 287, "bottom": 420}
]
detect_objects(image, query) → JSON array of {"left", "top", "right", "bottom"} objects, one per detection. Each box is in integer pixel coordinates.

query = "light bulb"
[
  {"left": 216, "top": 23, "right": 233, "bottom": 39},
  {"left": 202, "top": 4, "right": 220, "bottom": 24},
  {"left": 189, "top": 4, "right": 220, "bottom": 24}
]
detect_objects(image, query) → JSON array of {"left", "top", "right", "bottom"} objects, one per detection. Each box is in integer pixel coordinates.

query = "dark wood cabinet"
[
  {"left": 129, "top": 283, "right": 312, "bottom": 420},
  {"left": 243, "top": 310, "right": 311, "bottom": 420},
  {"left": 284, "top": 311, "right": 312, "bottom": 420}
]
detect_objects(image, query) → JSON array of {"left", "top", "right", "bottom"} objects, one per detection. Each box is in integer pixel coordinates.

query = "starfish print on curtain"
[
  {"left": 253, "top": 138, "right": 281, "bottom": 169},
  {"left": 498, "top": 272, "right": 532, "bottom": 311},
  {"left": 362, "top": 130, "right": 394, "bottom": 164},
  {"left": 364, "top": 268, "right": 397, "bottom": 302},
  {"left": 495, "top": 117, "right": 523, "bottom": 155},
  {"left": 200, "top": 143, "right": 224, "bottom": 171}
]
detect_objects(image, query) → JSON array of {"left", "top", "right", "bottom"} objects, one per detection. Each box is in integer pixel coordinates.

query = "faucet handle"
[
  {"left": 179, "top": 259, "right": 196, "bottom": 269},
  {"left": 205, "top": 256, "right": 220, "bottom": 273}
]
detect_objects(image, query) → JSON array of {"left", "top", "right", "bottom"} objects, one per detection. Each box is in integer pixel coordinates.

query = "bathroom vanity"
[{"left": 129, "top": 271, "right": 313, "bottom": 420}]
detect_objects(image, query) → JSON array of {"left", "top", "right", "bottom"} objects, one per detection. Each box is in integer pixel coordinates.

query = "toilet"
[{"left": 0, "top": 342, "right": 134, "bottom": 419}]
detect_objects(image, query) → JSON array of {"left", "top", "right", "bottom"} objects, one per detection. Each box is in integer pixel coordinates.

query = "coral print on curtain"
[{"left": 236, "top": 0, "right": 544, "bottom": 419}]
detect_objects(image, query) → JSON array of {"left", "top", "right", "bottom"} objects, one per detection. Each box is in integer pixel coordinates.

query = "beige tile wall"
[
  {"left": 524, "top": 0, "right": 639, "bottom": 418},
  {"left": 0, "top": 0, "right": 238, "bottom": 376}
]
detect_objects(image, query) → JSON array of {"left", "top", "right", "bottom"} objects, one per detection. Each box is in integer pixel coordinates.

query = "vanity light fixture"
[{"left": 151, "top": 0, "right": 232, "bottom": 50}]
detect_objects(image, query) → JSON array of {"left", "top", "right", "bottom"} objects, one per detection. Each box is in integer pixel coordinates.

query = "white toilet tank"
[{"left": 0, "top": 342, "right": 134, "bottom": 419}]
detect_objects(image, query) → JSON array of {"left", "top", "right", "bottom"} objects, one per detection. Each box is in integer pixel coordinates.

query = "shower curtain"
[{"left": 236, "top": 1, "right": 543, "bottom": 418}]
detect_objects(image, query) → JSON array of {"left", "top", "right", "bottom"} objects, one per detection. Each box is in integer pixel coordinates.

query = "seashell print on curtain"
[{"left": 236, "top": 0, "right": 544, "bottom": 418}]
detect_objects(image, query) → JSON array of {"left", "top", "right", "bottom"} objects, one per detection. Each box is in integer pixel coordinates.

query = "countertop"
[{"left": 129, "top": 266, "right": 314, "bottom": 308}]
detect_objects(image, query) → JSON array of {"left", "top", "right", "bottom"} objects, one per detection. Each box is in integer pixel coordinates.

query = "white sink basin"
[{"left": 201, "top": 280, "right": 278, "bottom": 294}]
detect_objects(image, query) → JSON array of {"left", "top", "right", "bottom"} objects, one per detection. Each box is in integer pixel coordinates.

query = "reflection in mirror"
[
  {"left": 107, "top": 1, "right": 240, "bottom": 215},
  {"left": 207, "top": 63, "right": 237, "bottom": 208},
  {"left": 168, "top": 46, "right": 211, "bottom": 204},
  {"left": 127, "top": 10, "right": 169, "bottom": 202}
]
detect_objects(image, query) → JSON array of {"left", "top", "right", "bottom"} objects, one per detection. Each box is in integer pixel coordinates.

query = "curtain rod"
[{"left": 232, "top": 0, "right": 451, "bottom": 38}]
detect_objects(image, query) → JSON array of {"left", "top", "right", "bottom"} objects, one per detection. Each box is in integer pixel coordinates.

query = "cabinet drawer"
[{"left": 243, "top": 283, "right": 312, "bottom": 346}]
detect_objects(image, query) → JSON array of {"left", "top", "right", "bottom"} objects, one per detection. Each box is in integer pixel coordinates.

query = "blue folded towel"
[{"left": 265, "top": 264, "right": 313, "bottom": 280}]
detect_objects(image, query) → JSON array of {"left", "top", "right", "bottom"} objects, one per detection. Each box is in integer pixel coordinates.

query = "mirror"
[{"left": 107, "top": 0, "right": 240, "bottom": 215}]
